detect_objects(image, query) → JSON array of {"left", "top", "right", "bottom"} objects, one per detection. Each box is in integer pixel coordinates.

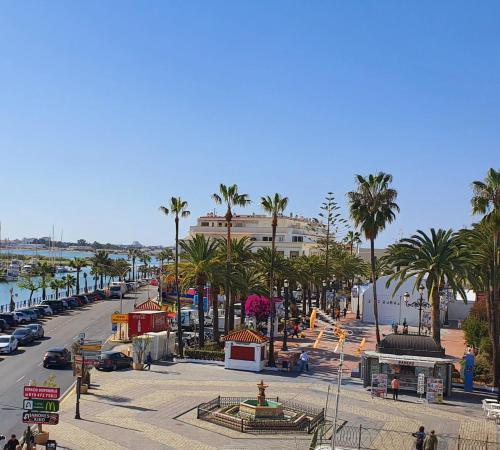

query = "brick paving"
[{"left": 43, "top": 311, "right": 498, "bottom": 449}]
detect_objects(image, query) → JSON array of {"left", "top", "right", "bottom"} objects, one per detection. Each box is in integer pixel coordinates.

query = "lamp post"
[
  {"left": 322, "top": 280, "right": 327, "bottom": 313},
  {"left": 403, "top": 285, "right": 430, "bottom": 335},
  {"left": 297, "top": 285, "right": 304, "bottom": 315},
  {"left": 356, "top": 278, "right": 361, "bottom": 320},
  {"left": 283, "top": 279, "right": 289, "bottom": 351}
]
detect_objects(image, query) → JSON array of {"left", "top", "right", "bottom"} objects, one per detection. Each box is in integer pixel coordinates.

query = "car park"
[
  {"left": 0, "top": 313, "right": 18, "bottom": 328},
  {"left": 97, "top": 351, "right": 133, "bottom": 371},
  {"left": 43, "top": 347, "right": 71, "bottom": 368},
  {"left": 0, "top": 335, "right": 18, "bottom": 354},
  {"left": 12, "top": 328, "right": 35, "bottom": 345},
  {"left": 23, "top": 323, "right": 44, "bottom": 339}
]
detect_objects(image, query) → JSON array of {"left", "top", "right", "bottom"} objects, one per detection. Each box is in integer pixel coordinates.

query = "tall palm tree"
[
  {"left": 69, "top": 257, "right": 87, "bottom": 295},
  {"left": 384, "top": 229, "right": 470, "bottom": 345},
  {"left": 63, "top": 274, "right": 76, "bottom": 297},
  {"left": 460, "top": 221, "right": 500, "bottom": 399},
  {"left": 36, "top": 261, "right": 54, "bottom": 300},
  {"left": 139, "top": 252, "right": 151, "bottom": 279},
  {"left": 128, "top": 248, "right": 142, "bottom": 281},
  {"left": 260, "top": 193, "right": 288, "bottom": 366},
  {"left": 92, "top": 250, "right": 111, "bottom": 289},
  {"left": 344, "top": 230, "right": 362, "bottom": 255},
  {"left": 180, "top": 235, "right": 219, "bottom": 348},
  {"left": 50, "top": 278, "right": 66, "bottom": 299},
  {"left": 158, "top": 248, "right": 174, "bottom": 268},
  {"left": 212, "top": 184, "right": 251, "bottom": 333},
  {"left": 83, "top": 272, "right": 88, "bottom": 293},
  {"left": 348, "top": 172, "right": 399, "bottom": 344},
  {"left": 159, "top": 196, "right": 190, "bottom": 358}
]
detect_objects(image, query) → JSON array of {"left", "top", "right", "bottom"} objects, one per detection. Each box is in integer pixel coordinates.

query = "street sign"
[
  {"left": 81, "top": 350, "right": 100, "bottom": 360},
  {"left": 24, "top": 386, "right": 60, "bottom": 400},
  {"left": 23, "top": 399, "right": 60, "bottom": 412},
  {"left": 111, "top": 313, "right": 128, "bottom": 324},
  {"left": 81, "top": 344, "right": 102, "bottom": 351},
  {"left": 112, "top": 324, "right": 118, "bottom": 332},
  {"left": 22, "top": 411, "right": 59, "bottom": 425}
]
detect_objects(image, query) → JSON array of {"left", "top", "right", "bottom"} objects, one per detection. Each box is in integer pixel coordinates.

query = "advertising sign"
[
  {"left": 371, "top": 373, "right": 388, "bottom": 398},
  {"left": 22, "top": 411, "right": 59, "bottom": 425},
  {"left": 24, "top": 386, "right": 60, "bottom": 400},
  {"left": 426, "top": 377, "right": 443, "bottom": 404},
  {"left": 417, "top": 373, "right": 425, "bottom": 395},
  {"left": 23, "top": 399, "right": 60, "bottom": 412},
  {"left": 111, "top": 313, "right": 129, "bottom": 324}
]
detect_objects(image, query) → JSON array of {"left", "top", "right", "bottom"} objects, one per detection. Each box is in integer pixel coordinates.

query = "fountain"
[{"left": 239, "top": 380, "right": 284, "bottom": 418}]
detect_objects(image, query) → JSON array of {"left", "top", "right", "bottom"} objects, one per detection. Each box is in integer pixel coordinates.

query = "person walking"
[
  {"left": 299, "top": 350, "right": 309, "bottom": 372},
  {"left": 343, "top": 307, "right": 347, "bottom": 318},
  {"left": 144, "top": 352, "right": 153, "bottom": 371},
  {"left": 423, "top": 430, "right": 438, "bottom": 450},
  {"left": 3, "top": 434, "right": 19, "bottom": 450},
  {"left": 412, "top": 426, "right": 426, "bottom": 450},
  {"left": 292, "top": 323, "right": 300, "bottom": 338},
  {"left": 391, "top": 376, "right": 400, "bottom": 400}
]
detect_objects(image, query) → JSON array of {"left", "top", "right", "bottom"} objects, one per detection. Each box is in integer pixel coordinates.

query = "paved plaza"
[{"left": 46, "top": 315, "right": 499, "bottom": 450}]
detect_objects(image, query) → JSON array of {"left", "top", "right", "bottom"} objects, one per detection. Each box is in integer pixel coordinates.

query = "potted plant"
[{"left": 132, "top": 336, "right": 152, "bottom": 370}]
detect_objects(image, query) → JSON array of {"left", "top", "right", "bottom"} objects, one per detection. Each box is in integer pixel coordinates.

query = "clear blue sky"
[{"left": 0, "top": 1, "right": 498, "bottom": 247}]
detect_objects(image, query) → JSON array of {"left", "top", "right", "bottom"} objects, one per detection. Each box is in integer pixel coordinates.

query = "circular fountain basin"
[{"left": 239, "top": 399, "right": 284, "bottom": 418}]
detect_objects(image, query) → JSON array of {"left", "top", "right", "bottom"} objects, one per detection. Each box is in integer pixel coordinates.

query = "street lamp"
[
  {"left": 356, "top": 278, "right": 362, "bottom": 320},
  {"left": 283, "top": 279, "right": 289, "bottom": 351},
  {"left": 322, "top": 280, "right": 327, "bottom": 312},
  {"left": 403, "top": 285, "right": 430, "bottom": 335}
]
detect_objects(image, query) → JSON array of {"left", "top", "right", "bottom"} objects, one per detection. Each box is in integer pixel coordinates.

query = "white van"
[{"left": 109, "top": 282, "right": 127, "bottom": 299}]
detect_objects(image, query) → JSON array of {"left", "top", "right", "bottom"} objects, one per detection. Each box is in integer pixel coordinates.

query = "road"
[{"left": 0, "top": 286, "right": 156, "bottom": 439}]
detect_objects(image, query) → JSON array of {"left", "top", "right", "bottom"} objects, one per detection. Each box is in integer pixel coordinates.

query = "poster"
[
  {"left": 417, "top": 373, "right": 425, "bottom": 395},
  {"left": 371, "top": 373, "right": 388, "bottom": 398},
  {"left": 426, "top": 377, "right": 443, "bottom": 403}
]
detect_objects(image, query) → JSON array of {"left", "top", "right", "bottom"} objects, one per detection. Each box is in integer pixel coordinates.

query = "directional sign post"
[
  {"left": 23, "top": 411, "right": 59, "bottom": 425},
  {"left": 24, "top": 399, "right": 60, "bottom": 412},
  {"left": 112, "top": 313, "right": 128, "bottom": 324}
]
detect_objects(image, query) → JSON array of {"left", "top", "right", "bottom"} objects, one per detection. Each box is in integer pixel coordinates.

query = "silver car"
[{"left": 23, "top": 323, "right": 44, "bottom": 339}]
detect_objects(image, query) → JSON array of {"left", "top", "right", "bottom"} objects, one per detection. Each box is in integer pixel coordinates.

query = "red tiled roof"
[
  {"left": 223, "top": 329, "right": 269, "bottom": 344},
  {"left": 135, "top": 299, "right": 162, "bottom": 311}
]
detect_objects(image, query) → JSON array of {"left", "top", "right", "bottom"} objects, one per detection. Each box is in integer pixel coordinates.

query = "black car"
[
  {"left": 12, "top": 328, "right": 35, "bottom": 345},
  {"left": 0, "top": 318, "right": 7, "bottom": 332},
  {"left": 41, "top": 300, "right": 63, "bottom": 314},
  {"left": 97, "top": 351, "right": 133, "bottom": 371},
  {"left": 0, "top": 313, "right": 17, "bottom": 328},
  {"left": 43, "top": 347, "right": 72, "bottom": 368}
]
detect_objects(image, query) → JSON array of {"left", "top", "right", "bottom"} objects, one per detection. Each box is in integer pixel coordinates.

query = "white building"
[
  {"left": 186, "top": 213, "right": 324, "bottom": 258},
  {"left": 358, "top": 275, "right": 474, "bottom": 327}
]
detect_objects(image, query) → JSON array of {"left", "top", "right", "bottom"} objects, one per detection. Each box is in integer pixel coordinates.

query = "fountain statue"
[{"left": 257, "top": 379, "right": 268, "bottom": 407}]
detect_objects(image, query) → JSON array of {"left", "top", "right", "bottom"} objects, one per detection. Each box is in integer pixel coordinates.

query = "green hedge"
[{"left": 185, "top": 348, "right": 225, "bottom": 361}]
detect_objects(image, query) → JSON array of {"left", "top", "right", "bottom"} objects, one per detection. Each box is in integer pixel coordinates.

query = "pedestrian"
[
  {"left": 144, "top": 352, "right": 153, "bottom": 370},
  {"left": 292, "top": 323, "right": 300, "bottom": 338},
  {"left": 391, "top": 376, "right": 400, "bottom": 400},
  {"left": 299, "top": 350, "right": 309, "bottom": 372},
  {"left": 412, "top": 426, "right": 426, "bottom": 450},
  {"left": 336, "top": 308, "right": 341, "bottom": 321},
  {"left": 3, "top": 434, "right": 19, "bottom": 450},
  {"left": 423, "top": 430, "right": 438, "bottom": 450},
  {"left": 343, "top": 307, "right": 347, "bottom": 318}
]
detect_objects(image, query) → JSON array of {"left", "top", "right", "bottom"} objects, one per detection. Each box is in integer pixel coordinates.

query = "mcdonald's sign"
[{"left": 23, "top": 399, "right": 60, "bottom": 412}]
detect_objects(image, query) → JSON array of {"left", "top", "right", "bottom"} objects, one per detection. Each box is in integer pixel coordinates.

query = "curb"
[{"left": 60, "top": 380, "right": 77, "bottom": 405}]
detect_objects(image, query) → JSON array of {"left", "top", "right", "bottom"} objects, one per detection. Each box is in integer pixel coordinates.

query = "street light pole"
[
  {"left": 403, "top": 286, "right": 430, "bottom": 336},
  {"left": 322, "top": 280, "right": 327, "bottom": 313},
  {"left": 283, "top": 279, "right": 289, "bottom": 352},
  {"left": 356, "top": 279, "right": 361, "bottom": 320}
]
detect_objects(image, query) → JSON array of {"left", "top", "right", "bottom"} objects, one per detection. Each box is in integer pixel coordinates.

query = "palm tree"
[
  {"left": 260, "top": 193, "right": 288, "bottom": 366},
  {"left": 139, "top": 252, "right": 151, "bottom": 279},
  {"left": 63, "top": 274, "right": 76, "bottom": 297},
  {"left": 158, "top": 248, "right": 174, "bottom": 268},
  {"left": 180, "top": 235, "right": 219, "bottom": 348},
  {"left": 344, "top": 230, "right": 362, "bottom": 255},
  {"left": 69, "top": 257, "right": 87, "bottom": 295},
  {"left": 90, "top": 266, "right": 99, "bottom": 292},
  {"left": 92, "top": 250, "right": 111, "bottom": 288},
  {"left": 83, "top": 272, "right": 88, "bottom": 293},
  {"left": 50, "top": 278, "right": 66, "bottom": 299},
  {"left": 36, "top": 261, "right": 54, "bottom": 300},
  {"left": 348, "top": 172, "right": 399, "bottom": 344},
  {"left": 384, "top": 229, "right": 470, "bottom": 345},
  {"left": 212, "top": 184, "right": 251, "bottom": 333},
  {"left": 128, "top": 248, "right": 142, "bottom": 281},
  {"left": 159, "top": 196, "right": 190, "bottom": 358},
  {"left": 460, "top": 221, "right": 500, "bottom": 398}
]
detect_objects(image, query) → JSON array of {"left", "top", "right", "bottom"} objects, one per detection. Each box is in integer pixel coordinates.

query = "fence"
[
  {"left": 197, "top": 396, "right": 325, "bottom": 435},
  {"left": 314, "top": 424, "right": 499, "bottom": 450}
]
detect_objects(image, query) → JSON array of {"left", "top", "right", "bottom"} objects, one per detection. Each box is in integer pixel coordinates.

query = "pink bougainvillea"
[{"left": 245, "top": 294, "right": 271, "bottom": 322}]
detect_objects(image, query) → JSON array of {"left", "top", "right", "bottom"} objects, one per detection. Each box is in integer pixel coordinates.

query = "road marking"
[{"left": 16, "top": 376, "right": 25, "bottom": 383}]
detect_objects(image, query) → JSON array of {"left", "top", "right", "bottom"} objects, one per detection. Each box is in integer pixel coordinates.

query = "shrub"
[
  {"left": 461, "top": 316, "right": 489, "bottom": 350},
  {"left": 479, "top": 336, "right": 493, "bottom": 356},
  {"left": 185, "top": 348, "right": 225, "bottom": 361}
]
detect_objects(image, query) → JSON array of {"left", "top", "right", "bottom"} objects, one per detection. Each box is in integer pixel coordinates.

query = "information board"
[
  {"left": 426, "top": 377, "right": 443, "bottom": 404},
  {"left": 371, "top": 373, "right": 388, "bottom": 398}
]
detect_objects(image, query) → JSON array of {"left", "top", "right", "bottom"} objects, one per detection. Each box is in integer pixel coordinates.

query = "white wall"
[{"left": 224, "top": 342, "right": 266, "bottom": 372}]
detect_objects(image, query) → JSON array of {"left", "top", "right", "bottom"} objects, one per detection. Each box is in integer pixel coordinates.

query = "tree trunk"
[
  {"left": 197, "top": 281, "right": 205, "bottom": 348},
  {"left": 226, "top": 209, "right": 234, "bottom": 333},
  {"left": 307, "top": 287, "right": 312, "bottom": 313},
  {"left": 76, "top": 269, "right": 80, "bottom": 294},
  {"left": 315, "top": 285, "right": 320, "bottom": 308},
  {"left": 42, "top": 281, "right": 46, "bottom": 301},
  {"left": 240, "top": 293, "right": 246, "bottom": 326},
  {"left": 175, "top": 216, "right": 184, "bottom": 358},
  {"left": 212, "top": 286, "right": 220, "bottom": 344},
  {"left": 370, "top": 238, "right": 381, "bottom": 345},
  {"left": 268, "top": 217, "right": 277, "bottom": 367},
  {"left": 431, "top": 288, "right": 441, "bottom": 345},
  {"left": 493, "top": 231, "right": 500, "bottom": 400},
  {"left": 302, "top": 289, "right": 306, "bottom": 315}
]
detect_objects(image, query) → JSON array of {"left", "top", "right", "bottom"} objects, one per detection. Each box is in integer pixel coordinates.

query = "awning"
[{"left": 378, "top": 355, "right": 435, "bottom": 368}]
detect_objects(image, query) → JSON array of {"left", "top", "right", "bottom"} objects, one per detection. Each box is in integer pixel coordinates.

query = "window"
[
  {"left": 218, "top": 222, "right": 223, "bottom": 227},
  {"left": 263, "top": 236, "right": 273, "bottom": 242},
  {"left": 201, "top": 222, "right": 209, "bottom": 226},
  {"left": 278, "top": 236, "right": 284, "bottom": 242},
  {"left": 276, "top": 251, "right": 285, "bottom": 256},
  {"left": 290, "top": 251, "right": 299, "bottom": 258},
  {"left": 292, "top": 236, "right": 304, "bottom": 243}
]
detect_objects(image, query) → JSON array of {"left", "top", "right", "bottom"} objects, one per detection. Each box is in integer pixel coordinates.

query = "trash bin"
[{"left": 46, "top": 440, "right": 57, "bottom": 450}]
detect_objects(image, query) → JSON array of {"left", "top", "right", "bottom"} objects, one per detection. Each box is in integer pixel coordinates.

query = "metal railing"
[{"left": 314, "top": 424, "right": 499, "bottom": 449}]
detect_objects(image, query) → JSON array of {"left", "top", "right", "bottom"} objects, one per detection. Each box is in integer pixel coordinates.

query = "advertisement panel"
[
  {"left": 24, "top": 386, "right": 60, "bottom": 400},
  {"left": 371, "top": 373, "right": 387, "bottom": 398},
  {"left": 426, "top": 377, "right": 443, "bottom": 404}
]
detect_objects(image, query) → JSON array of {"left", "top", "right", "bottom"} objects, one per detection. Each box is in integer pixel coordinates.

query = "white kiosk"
[{"left": 223, "top": 329, "right": 269, "bottom": 372}]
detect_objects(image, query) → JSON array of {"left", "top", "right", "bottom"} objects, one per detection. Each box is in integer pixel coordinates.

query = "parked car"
[
  {"left": 66, "top": 297, "right": 79, "bottom": 308},
  {"left": 0, "top": 335, "right": 18, "bottom": 354},
  {"left": 40, "top": 300, "right": 64, "bottom": 314},
  {"left": 43, "top": 347, "right": 72, "bottom": 368},
  {"left": 0, "top": 318, "right": 7, "bottom": 332},
  {"left": 61, "top": 300, "right": 70, "bottom": 310},
  {"left": 97, "top": 351, "right": 133, "bottom": 371},
  {"left": 12, "top": 311, "right": 31, "bottom": 324},
  {"left": 12, "top": 328, "right": 35, "bottom": 345},
  {"left": 34, "top": 304, "right": 53, "bottom": 316},
  {"left": 0, "top": 313, "right": 18, "bottom": 328},
  {"left": 77, "top": 295, "right": 91, "bottom": 304},
  {"left": 22, "top": 308, "right": 41, "bottom": 320},
  {"left": 23, "top": 323, "right": 44, "bottom": 339}
]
